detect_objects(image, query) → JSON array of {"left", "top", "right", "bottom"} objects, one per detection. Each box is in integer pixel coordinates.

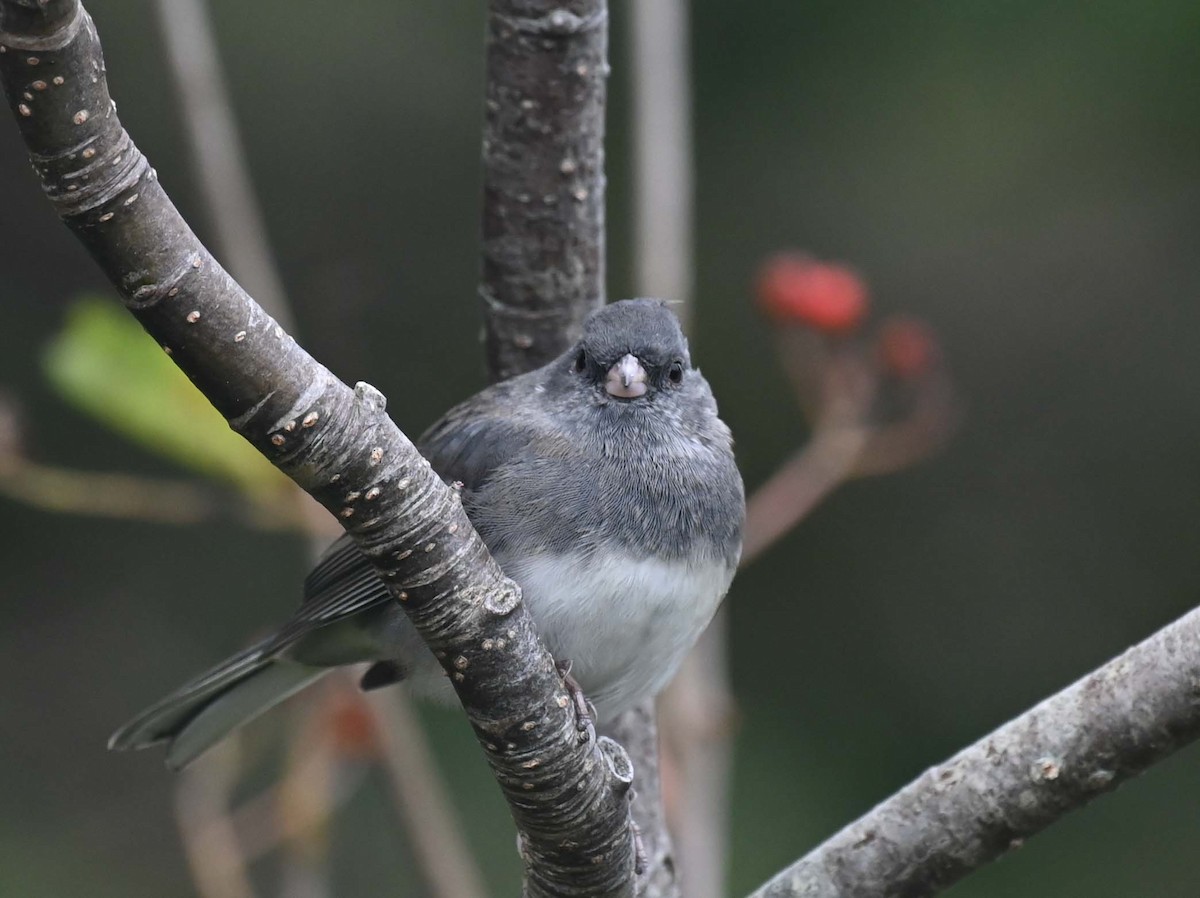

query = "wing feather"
[{"left": 272, "top": 374, "right": 549, "bottom": 644}]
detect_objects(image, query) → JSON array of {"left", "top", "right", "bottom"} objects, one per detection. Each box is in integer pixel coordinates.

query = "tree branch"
[
  {"left": 476, "top": 5, "right": 674, "bottom": 897},
  {"left": 749, "top": 602, "right": 1200, "bottom": 898},
  {"left": 606, "top": 703, "right": 679, "bottom": 898},
  {"left": 0, "top": 4, "right": 635, "bottom": 894},
  {"left": 481, "top": 0, "right": 607, "bottom": 382}
]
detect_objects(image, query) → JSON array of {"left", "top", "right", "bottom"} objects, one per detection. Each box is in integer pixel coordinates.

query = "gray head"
[{"left": 568, "top": 299, "right": 691, "bottom": 402}]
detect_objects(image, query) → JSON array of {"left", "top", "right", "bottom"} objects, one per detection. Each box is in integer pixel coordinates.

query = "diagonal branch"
[
  {"left": 749, "top": 602, "right": 1200, "bottom": 898},
  {"left": 0, "top": 4, "right": 635, "bottom": 895}
]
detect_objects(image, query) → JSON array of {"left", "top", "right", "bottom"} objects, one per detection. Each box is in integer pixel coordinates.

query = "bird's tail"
[{"left": 108, "top": 641, "right": 328, "bottom": 770}]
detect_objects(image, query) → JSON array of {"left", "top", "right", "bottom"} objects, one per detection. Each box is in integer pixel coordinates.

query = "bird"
[{"left": 109, "top": 298, "right": 745, "bottom": 769}]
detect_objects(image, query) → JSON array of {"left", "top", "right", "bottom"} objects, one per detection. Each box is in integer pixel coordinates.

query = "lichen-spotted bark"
[
  {"left": 0, "top": 3, "right": 636, "bottom": 894},
  {"left": 481, "top": 0, "right": 608, "bottom": 384}
]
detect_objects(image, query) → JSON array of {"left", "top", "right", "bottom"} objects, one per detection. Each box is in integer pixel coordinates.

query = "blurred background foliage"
[{"left": 2, "top": 1, "right": 1199, "bottom": 895}]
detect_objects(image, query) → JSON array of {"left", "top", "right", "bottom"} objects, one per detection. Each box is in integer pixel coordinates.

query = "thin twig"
[
  {"left": 628, "top": 0, "right": 693, "bottom": 333},
  {"left": 606, "top": 702, "right": 678, "bottom": 898},
  {"left": 0, "top": 454, "right": 309, "bottom": 529},
  {"left": 174, "top": 737, "right": 260, "bottom": 898},
  {"left": 0, "top": 455, "right": 218, "bottom": 523},
  {"left": 225, "top": 745, "right": 367, "bottom": 861},
  {"left": 276, "top": 680, "right": 339, "bottom": 898},
  {"left": 657, "top": 616, "right": 734, "bottom": 898},
  {"left": 365, "top": 687, "right": 490, "bottom": 898},
  {"left": 625, "top": 0, "right": 710, "bottom": 894},
  {"left": 740, "top": 425, "right": 870, "bottom": 565},
  {"left": 153, "top": 0, "right": 292, "bottom": 330}
]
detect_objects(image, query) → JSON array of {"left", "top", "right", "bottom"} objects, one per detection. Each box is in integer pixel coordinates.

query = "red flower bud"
[
  {"left": 756, "top": 254, "right": 869, "bottom": 334},
  {"left": 876, "top": 315, "right": 939, "bottom": 379}
]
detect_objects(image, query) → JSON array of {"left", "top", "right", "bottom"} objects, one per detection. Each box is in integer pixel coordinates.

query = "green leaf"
[{"left": 42, "top": 295, "right": 290, "bottom": 498}]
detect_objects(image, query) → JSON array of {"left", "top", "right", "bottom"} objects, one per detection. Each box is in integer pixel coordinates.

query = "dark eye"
[
  {"left": 574, "top": 350, "right": 587, "bottom": 373},
  {"left": 668, "top": 360, "right": 684, "bottom": 384}
]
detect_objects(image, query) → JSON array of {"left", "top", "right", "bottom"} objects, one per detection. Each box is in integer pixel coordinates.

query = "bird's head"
[{"left": 569, "top": 299, "right": 692, "bottom": 403}]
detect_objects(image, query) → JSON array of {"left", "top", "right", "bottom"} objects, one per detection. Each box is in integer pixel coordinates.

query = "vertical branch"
[
  {"left": 606, "top": 704, "right": 680, "bottom": 898},
  {"left": 625, "top": 2, "right": 718, "bottom": 895},
  {"left": 480, "top": 0, "right": 608, "bottom": 383},
  {"left": 628, "top": 0, "right": 692, "bottom": 331}
]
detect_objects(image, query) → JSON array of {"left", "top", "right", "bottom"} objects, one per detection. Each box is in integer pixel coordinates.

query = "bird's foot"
[
  {"left": 631, "top": 819, "right": 647, "bottom": 876},
  {"left": 555, "top": 659, "right": 596, "bottom": 744}
]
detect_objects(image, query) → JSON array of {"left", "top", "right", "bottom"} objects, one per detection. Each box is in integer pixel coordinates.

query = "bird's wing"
[
  {"left": 275, "top": 379, "right": 547, "bottom": 641},
  {"left": 415, "top": 377, "right": 542, "bottom": 491}
]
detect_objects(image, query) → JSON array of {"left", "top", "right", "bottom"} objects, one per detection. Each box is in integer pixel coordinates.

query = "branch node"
[
  {"left": 597, "top": 737, "right": 633, "bottom": 796},
  {"left": 124, "top": 249, "right": 204, "bottom": 309},
  {"left": 353, "top": 380, "right": 387, "bottom": 413},
  {"left": 492, "top": 8, "right": 607, "bottom": 38},
  {"left": 0, "top": 0, "right": 82, "bottom": 52}
]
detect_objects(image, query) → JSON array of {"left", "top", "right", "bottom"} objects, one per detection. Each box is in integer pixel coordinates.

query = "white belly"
[{"left": 502, "top": 551, "right": 735, "bottom": 720}]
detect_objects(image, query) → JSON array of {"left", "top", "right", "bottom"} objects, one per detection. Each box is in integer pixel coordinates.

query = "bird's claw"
[
  {"left": 555, "top": 659, "right": 596, "bottom": 743},
  {"left": 632, "top": 819, "right": 647, "bottom": 876}
]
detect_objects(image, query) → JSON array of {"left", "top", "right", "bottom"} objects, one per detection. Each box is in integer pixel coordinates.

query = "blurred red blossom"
[
  {"left": 876, "top": 315, "right": 939, "bottom": 379},
  {"left": 755, "top": 253, "right": 869, "bottom": 333},
  {"left": 329, "top": 694, "right": 380, "bottom": 760}
]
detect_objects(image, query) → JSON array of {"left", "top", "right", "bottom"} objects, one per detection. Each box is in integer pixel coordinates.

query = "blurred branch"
[
  {"left": 623, "top": 0, "right": 708, "bottom": 894},
  {"left": 365, "top": 686, "right": 489, "bottom": 898},
  {"left": 480, "top": 0, "right": 608, "bottom": 381},
  {"left": 0, "top": 4, "right": 636, "bottom": 895},
  {"left": 657, "top": 618, "right": 732, "bottom": 898},
  {"left": 174, "top": 737, "right": 259, "bottom": 898},
  {"left": 607, "top": 702, "right": 680, "bottom": 898},
  {"left": 0, "top": 390, "right": 323, "bottom": 531},
  {"left": 0, "top": 447, "right": 310, "bottom": 529},
  {"left": 740, "top": 424, "right": 869, "bottom": 565},
  {"left": 0, "top": 454, "right": 221, "bottom": 524},
  {"left": 226, "top": 740, "right": 367, "bottom": 861},
  {"left": 628, "top": 0, "right": 692, "bottom": 333},
  {"left": 153, "top": 0, "right": 291, "bottom": 330},
  {"left": 742, "top": 317, "right": 959, "bottom": 565},
  {"left": 276, "top": 682, "right": 338, "bottom": 898},
  {"left": 749, "top": 602, "right": 1200, "bottom": 897}
]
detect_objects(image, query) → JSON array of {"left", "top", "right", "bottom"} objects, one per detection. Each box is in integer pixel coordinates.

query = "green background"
[{"left": 2, "top": 1, "right": 1199, "bottom": 895}]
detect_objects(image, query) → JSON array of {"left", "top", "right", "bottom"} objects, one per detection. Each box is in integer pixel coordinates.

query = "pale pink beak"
[{"left": 605, "top": 354, "right": 649, "bottom": 399}]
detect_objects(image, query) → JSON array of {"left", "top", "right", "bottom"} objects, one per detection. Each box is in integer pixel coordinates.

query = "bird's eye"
[
  {"left": 668, "top": 360, "right": 684, "bottom": 384},
  {"left": 574, "top": 350, "right": 587, "bottom": 373}
]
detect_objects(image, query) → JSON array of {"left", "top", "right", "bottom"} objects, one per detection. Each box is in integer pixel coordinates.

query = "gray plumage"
[{"left": 110, "top": 299, "right": 745, "bottom": 768}]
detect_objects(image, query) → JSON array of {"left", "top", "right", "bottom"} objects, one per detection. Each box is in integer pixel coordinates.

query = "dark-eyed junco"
[{"left": 110, "top": 299, "right": 745, "bottom": 768}]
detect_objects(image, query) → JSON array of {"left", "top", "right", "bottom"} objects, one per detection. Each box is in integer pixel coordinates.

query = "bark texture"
[
  {"left": 606, "top": 703, "right": 681, "bottom": 898},
  {"left": 481, "top": 0, "right": 607, "bottom": 382},
  {"left": 0, "top": 4, "right": 636, "bottom": 895},
  {"left": 749, "top": 603, "right": 1200, "bottom": 898},
  {"left": 477, "top": 5, "right": 676, "bottom": 894}
]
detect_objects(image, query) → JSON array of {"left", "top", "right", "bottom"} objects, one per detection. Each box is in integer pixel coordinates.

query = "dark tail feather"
[{"left": 108, "top": 642, "right": 328, "bottom": 769}]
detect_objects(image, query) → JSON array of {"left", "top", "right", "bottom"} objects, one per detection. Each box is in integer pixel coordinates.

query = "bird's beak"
[{"left": 605, "top": 354, "right": 649, "bottom": 399}]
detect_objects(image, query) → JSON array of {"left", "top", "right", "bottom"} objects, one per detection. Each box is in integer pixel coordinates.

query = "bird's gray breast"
[{"left": 463, "top": 418, "right": 742, "bottom": 567}]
